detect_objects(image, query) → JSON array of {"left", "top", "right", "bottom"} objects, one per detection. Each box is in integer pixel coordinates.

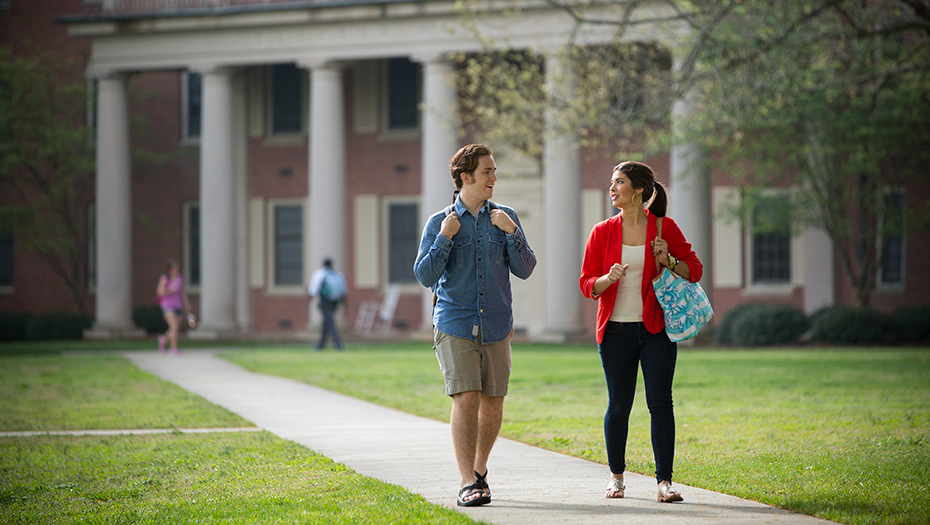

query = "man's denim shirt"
[{"left": 414, "top": 198, "right": 536, "bottom": 344}]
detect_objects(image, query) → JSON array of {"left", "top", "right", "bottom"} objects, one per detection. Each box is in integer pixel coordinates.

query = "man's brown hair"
[{"left": 449, "top": 144, "right": 493, "bottom": 190}]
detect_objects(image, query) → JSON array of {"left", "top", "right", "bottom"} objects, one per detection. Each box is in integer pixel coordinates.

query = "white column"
[
  {"left": 232, "top": 71, "right": 251, "bottom": 332},
  {"left": 416, "top": 55, "right": 461, "bottom": 331},
  {"left": 197, "top": 67, "right": 237, "bottom": 335},
  {"left": 543, "top": 51, "right": 583, "bottom": 337},
  {"left": 803, "top": 227, "right": 834, "bottom": 313},
  {"left": 307, "top": 63, "right": 347, "bottom": 326},
  {"left": 669, "top": 93, "right": 714, "bottom": 303},
  {"left": 89, "top": 72, "right": 137, "bottom": 337}
]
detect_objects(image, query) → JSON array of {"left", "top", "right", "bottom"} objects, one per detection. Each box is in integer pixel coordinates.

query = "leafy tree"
[
  {"left": 454, "top": 0, "right": 930, "bottom": 306},
  {"left": 454, "top": 49, "right": 548, "bottom": 165},
  {"left": 0, "top": 47, "right": 95, "bottom": 313}
]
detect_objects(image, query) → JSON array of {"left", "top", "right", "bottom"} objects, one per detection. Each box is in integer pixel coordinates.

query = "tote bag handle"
[{"left": 654, "top": 217, "right": 665, "bottom": 276}]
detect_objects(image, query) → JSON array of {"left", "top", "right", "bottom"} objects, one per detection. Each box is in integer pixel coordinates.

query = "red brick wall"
[
  {"left": 251, "top": 290, "right": 309, "bottom": 332},
  {"left": 0, "top": 0, "right": 88, "bottom": 60},
  {"left": 342, "top": 67, "right": 425, "bottom": 332},
  {"left": 0, "top": 0, "right": 93, "bottom": 315},
  {"left": 130, "top": 71, "right": 201, "bottom": 314}
]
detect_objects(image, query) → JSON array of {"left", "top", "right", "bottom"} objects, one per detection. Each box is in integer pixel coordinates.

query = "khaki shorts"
[{"left": 434, "top": 326, "right": 513, "bottom": 397}]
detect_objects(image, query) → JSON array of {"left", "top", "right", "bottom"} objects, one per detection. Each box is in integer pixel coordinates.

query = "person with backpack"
[{"left": 308, "top": 258, "right": 347, "bottom": 351}]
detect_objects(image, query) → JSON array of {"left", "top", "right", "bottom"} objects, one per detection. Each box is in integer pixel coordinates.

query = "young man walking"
[
  {"left": 307, "top": 258, "right": 347, "bottom": 351},
  {"left": 414, "top": 144, "right": 537, "bottom": 507}
]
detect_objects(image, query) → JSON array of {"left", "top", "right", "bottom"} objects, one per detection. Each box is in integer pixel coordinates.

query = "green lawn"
[
  {"left": 2, "top": 342, "right": 927, "bottom": 524},
  {"left": 0, "top": 352, "right": 482, "bottom": 525},
  {"left": 0, "top": 355, "right": 252, "bottom": 430},
  {"left": 224, "top": 344, "right": 930, "bottom": 525}
]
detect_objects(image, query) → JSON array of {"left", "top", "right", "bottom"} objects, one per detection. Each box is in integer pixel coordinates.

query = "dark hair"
[
  {"left": 613, "top": 161, "right": 668, "bottom": 217},
  {"left": 323, "top": 258, "right": 333, "bottom": 269},
  {"left": 166, "top": 259, "right": 179, "bottom": 273},
  {"left": 450, "top": 144, "right": 494, "bottom": 191}
]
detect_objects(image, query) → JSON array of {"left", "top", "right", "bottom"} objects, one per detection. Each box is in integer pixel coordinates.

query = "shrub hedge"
[
  {"left": 891, "top": 306, "right": 930, "bottom": 342},
  {"left": 0, "top": 311, "right": 33, "bottom": 341},
  {"left": 714, "top": 303, "right": 808, "bottom": 346},
  {"left": 732, "top": 304, "right": 809, "bottom": 346},
  {"left": 713, "top": 303, "right": 757, "bottom": 345},
  {"left": 24, "top": 311, "right": 92, "bottom": 341},
  {"left": 133, "top": 305, "right": 169, "bottom": 334},
  {"left": 808, "top": 306, "right": 891, "bottom": 344}
]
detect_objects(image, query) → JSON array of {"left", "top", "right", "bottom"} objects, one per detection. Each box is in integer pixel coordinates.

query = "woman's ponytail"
[{"left": 649, "top": 181, "right": 668, "bottom": 218}]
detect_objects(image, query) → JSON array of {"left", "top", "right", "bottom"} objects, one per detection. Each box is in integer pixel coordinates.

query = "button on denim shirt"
[{"left": 414, "top": 198, "right": 536, "bottom": 344}]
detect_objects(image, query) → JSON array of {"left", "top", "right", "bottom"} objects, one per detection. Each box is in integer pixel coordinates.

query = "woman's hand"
[
  {"left": 651, "top": 238, "right": 670, "bottom": 267},
  {"left": 593, "top": 263, "right": 629, "bottom": 297},
  {"left": 606, "top": 263, "right": 629, "bottom": 284}
]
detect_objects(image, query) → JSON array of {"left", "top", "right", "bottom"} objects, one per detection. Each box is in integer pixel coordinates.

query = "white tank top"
[{"left": 609, "top": 244, "right": 645, "bottom": 323}]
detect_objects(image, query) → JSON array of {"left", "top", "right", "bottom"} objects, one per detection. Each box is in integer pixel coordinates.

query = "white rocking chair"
[{"left": 354, "top": 285, "right": 401, "bottom": 336}]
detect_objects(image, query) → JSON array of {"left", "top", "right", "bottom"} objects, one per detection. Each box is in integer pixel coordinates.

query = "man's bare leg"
[
  {"left": 474, "top": 393, "right": 504, "bottom": 478},
  {"left": 451, "top": 391, "right": 482, "bottom": 502}
]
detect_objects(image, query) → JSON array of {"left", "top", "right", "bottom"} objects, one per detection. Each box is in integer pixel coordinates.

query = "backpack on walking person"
[{"left": 320, "top": 270, "right": 346, "bottom": 302}]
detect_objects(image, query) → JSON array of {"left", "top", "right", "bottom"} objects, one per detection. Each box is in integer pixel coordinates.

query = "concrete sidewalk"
[{"left": 124, "top": 350, "right": 835, "bottom": 525}]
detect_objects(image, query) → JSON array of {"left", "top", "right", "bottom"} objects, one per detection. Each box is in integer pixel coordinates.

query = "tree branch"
[{"left": 692, "top": 0, "right": 846, "bottom": 81}]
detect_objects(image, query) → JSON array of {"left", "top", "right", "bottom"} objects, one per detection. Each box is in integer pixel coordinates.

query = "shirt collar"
[{"left": 453, "top": 196, "right": 492, "bottom": 218}]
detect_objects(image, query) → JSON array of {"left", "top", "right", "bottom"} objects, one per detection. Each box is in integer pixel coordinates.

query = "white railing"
[{"left": 100, "top": 0, "right": 310, "bottom": 14}]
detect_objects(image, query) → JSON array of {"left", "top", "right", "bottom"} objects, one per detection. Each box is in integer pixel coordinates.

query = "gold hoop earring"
[{"left": 632, "top": 193, "right": 643, "bottom": 206}]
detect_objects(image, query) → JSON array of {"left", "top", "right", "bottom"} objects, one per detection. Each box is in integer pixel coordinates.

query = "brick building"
[{"left": 2, "top": 0, "right": 927, "bottom": 341}]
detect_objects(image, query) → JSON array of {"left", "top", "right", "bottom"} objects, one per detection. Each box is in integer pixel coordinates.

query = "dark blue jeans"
[
  {"left": 598, "top": 320, "right": 677, "bottom": 482},
  {"left": 317, "top": 298, "right": 344, "bottom": 350}
]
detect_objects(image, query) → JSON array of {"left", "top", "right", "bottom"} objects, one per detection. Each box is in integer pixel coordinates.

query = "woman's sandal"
[
  {"left": 457, "top": 482, "right": 491, "bottom": 507},
  {"left": 657, "top": 480, "right": 683, "bottom": 503},
  {"left": 605, "top": 477, "right": 625, "bottom": 498}
]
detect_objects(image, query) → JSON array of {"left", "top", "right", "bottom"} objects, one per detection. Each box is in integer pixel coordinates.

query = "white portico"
[{"left": 66, "top": 0, "right": 711, "bottom": 340}]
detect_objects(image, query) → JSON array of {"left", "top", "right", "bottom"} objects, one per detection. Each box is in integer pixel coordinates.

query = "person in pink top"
[{"left": 156, "top": 259, "right": 192, "bottom": 354}]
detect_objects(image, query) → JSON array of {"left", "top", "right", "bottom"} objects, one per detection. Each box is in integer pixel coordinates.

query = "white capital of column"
[
  {"left": 92, "top": 73, "right": 135, "bottom": 334},
  {"left": 308, "top": 64, "right": 347, "bottom": 296},
  {"left": 543, "top": 52, "right": 583, "bottom": 335},
  {"left": 198, "top": 68, "right": 238, "bottom": 334},
  {"left": 418, "top": 56, "right": 461, "bottom": 330}
]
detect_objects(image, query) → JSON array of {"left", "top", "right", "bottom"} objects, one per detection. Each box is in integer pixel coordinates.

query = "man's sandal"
[
  {"left": 474, "top": 470, "right": 491, "bottom": 501},
  {"left": 457, "top": 483, "right": 491, "bottom": 507}
]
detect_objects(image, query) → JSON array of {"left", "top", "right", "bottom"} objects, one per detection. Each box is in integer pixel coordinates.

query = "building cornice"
[{"left": 60, "top": 0, "right": 470, "bottom": 36}]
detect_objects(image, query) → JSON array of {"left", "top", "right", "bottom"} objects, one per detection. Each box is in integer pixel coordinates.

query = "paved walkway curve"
[{"left": 125, "top": 350, "right": 836, "bottom": 525}]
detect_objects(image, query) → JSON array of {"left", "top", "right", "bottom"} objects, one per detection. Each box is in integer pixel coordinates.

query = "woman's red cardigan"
[{"left": 579, "top": 210, "right": 703, "bottom": 344}]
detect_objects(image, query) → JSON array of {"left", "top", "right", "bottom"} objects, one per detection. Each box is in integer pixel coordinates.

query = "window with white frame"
[
  {"left": 272, "top": 203, "right": 303, "bottom": 286},
  {"left": 183, "top": 202, "right": 201, "bottom": 289},
  {"left": 271, "top": 64, "right": 304, "bottom": 135},
  {"left": 387, "top": 201, "right": 419, "bottom": 284},
  {"left": 879, "top": 188, "right": 905, "bottom": 287},
  {"left": 182, "top": 72, "right": 202, "bottom": 141},
  {"left": 751, "top": 194, "right": 791, "bottom": 284},
  {"left": 386, "top": 58, "right": 420, "bottom": 131}
]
